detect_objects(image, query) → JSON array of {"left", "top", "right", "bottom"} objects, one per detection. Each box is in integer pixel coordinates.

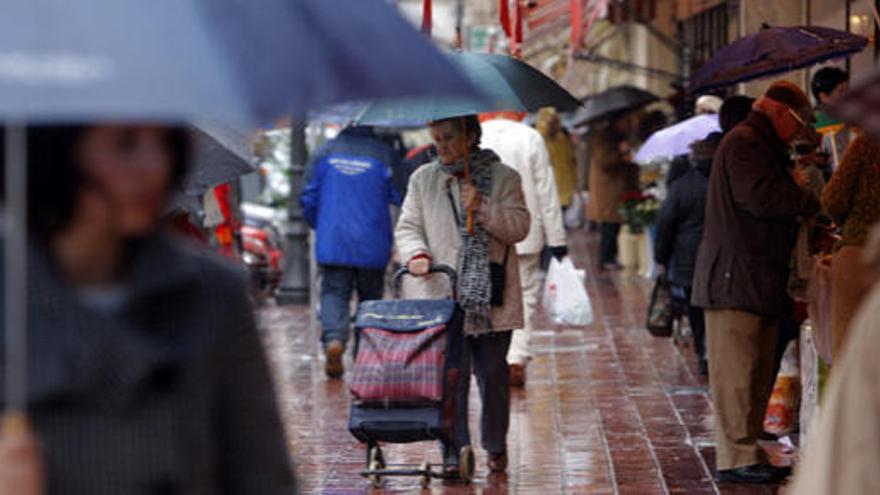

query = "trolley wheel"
[
  {"left": 419, "top": 461, "right": 431, "bottom": 489},
  {"left": 368, "top": 459, "right": 382, "bottom": 489},
  {"left": 458, "top": 446, "right": 475, "bottom": 483},
  {"left": 367, "top": 446, "right": 384, "bottom": 489},
  {"left": 368, "top": 446, "right": 385, "bottom": 469}
]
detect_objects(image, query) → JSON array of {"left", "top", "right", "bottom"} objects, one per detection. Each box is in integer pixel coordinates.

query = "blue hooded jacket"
[{"left": 300, "top": 127, "right": 402, "bottom": 269}]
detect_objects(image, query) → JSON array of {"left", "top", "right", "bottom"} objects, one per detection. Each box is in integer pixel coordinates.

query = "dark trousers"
[
  {"left": 319, "top": 265, "right": 385, "bottom": 348},
  {"left": 599, "top": 222, "right": 621, "bottom": 265},
  {"left": 684, "top": 287, "right": 706, "bottom": 361},
  {"left": 444, "top": 331, "right": 512, "bottom": 463}
]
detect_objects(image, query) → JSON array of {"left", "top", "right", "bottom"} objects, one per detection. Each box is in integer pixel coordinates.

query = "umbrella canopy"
[
  {"left": 0, "top": 0, "right": 483, "bottom": 125},
  {"left": 311, "top": 52, "right": 580, "bottom": 126},
  {"left": 186, "top": 123, "right": 255, "bottom": 195},
  {"left": 634, "top": 114, "right": 720, "bottom": 164},
  {"left": 569, "top": 86, "right": 659, "bottom": 127},
  {"left": 692, "top": 25, "right": 868, "bottom": 93}
]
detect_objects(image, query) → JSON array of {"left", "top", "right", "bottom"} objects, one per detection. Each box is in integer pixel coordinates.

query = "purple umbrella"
[
  {"left": 693, "top": 24, "right": 868, "bottom": 93},
  {"left": 634, "top": 114, "right": 720, "bottom": 164}
]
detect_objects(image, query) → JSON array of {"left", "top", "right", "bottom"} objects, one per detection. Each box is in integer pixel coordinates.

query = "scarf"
[{"left": 443, "top": 148, "right": 498, "bottom": 335}]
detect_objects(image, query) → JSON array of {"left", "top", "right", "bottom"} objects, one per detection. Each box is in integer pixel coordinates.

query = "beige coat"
[
  {"left": 587, "top": 128, "right": 640, "bottom": 223},
  {"left": 790, "top": 282, "right": 880, "bottom": 494},
  {"left": 395, "top": 157, "right": 530, "bottom": 332}
]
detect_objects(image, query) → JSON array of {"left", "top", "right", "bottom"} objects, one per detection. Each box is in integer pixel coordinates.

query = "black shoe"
[
  {"left": 717, "top": 464, "right": 791, "bottom": 484},
  {"left": 698, "top": 359, "right": 709, "bottom": 377}
]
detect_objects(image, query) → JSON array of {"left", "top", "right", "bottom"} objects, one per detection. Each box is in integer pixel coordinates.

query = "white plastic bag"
[
  {"left": 543, "top": 257, "right": 593, "bottom": 326},
  {"left": 564, "top": 191, "right": 588, "bottom": 229}
]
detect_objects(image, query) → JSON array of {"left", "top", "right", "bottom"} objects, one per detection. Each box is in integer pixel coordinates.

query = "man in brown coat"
[
  {"left": 691, "top": 81, "right": 820, "bottom": 485},
  {"left": 587, "top": 112, "right": 640, "bottom": 269}
]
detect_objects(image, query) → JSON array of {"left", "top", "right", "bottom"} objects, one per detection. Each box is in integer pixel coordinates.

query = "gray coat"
[{"left": 1, "top": 236, "right": 295, "bottom": 494}]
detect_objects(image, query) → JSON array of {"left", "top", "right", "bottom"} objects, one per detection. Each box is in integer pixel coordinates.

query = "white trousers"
[{"left": 507, "top": 253, "right": 542, "bottom": 365}]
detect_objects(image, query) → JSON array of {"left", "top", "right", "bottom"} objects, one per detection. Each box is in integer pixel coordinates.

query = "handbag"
[
  {"left": 646, "top": 274, "right": 674, "bottom": 337},
  {"left": 447, "top": 184, "right": 508, "bottom": 306},
  {"left": 489, "top": 246, "right": 509, "bottom": 307}
]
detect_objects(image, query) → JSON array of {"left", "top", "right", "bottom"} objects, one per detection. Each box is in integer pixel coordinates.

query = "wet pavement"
[{"left": 259, "top": 230, "right": 787, "bottom": 494}]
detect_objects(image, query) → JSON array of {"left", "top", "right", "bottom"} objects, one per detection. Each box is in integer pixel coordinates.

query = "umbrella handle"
[{"left": 460, "top": 119, "right": 475, "bottom": 236}]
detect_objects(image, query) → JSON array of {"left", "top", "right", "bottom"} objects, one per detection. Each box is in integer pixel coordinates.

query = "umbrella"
[
  {"left": 0, "top": 0, "right": 483, "bottom": 419},
  {"left": 569, "top": 86, "right": 659, "bottom": 127},
  {"left": 692, "top": 25, "right": 868, "bottom": 93},
  {"left": 634, "top": 114, "right": 720, "bottom": 164},
  {"left": 311, "top": 52, "right": 581, "bottom": 127},
  {"left": 186, "top": 123, "right": 255, "bottom": 195},
  {"left": 0, "top": 0, "right": 483, "bottom": 125}
]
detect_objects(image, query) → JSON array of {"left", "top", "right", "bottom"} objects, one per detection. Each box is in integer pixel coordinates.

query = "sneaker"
[
  {"left": 509, "top": 363, "right": 526, "bottom": 387},
  {"left": 325, "top": 340, "right": 345, "bottom": 379}
]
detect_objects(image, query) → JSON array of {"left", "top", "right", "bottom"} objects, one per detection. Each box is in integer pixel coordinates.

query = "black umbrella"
[
  {"left": 187, "top": 124, "right": 255, "bottom": 196},
  {"left": 570, "top": 85, "right": 659, "bottom": 127}
]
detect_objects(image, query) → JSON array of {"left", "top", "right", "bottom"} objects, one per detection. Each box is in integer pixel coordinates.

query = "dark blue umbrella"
[
  {"left": 692, "top": 25, "right": 868, "bottom": 94},
  {"left": 0, "top": 0, "right": 483, "bottom": 415},
  {"left": 0, "top": 0, "right": 483, "bottom": 124}
]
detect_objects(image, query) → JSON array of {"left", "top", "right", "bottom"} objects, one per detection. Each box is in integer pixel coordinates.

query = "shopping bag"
[
  {"left": 764, "top": 340, "right": 800, "bottom": 436},
  {"left": 645, "top": 274, "right": 674, "bottom": 337},
  {"left": 564, "top": 191, "right": 588, "bottom": 229},
  {"left": 543, "top": 257, "right": 593, "bottom": 326},
  {"left": 807, "top": 254, "right": 833, "bottom": 364}
]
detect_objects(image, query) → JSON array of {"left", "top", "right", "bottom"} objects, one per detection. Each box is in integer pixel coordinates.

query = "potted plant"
[{"left": 618, "top": 191, "right": 661, "bottom": 270}]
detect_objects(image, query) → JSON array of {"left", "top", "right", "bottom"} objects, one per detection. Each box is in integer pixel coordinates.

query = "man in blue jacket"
[{"left": 301, "top": 126, "right": 402, "bottom": 378}]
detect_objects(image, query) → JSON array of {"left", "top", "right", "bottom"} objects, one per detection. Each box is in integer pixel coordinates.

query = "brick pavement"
[{"left": 259, "top": 230, "right": 785, "bottom": 494}]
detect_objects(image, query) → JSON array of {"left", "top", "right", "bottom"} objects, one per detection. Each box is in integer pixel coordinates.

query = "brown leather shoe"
[
  {"left": 509, "top": 363, "right": 526, "bottom": 387},
  {"left": 325, "top": 340, "right": 345, "bottom": 379},
  {"left": 488, "top": 452, "right": 508, "bottom": 473}
]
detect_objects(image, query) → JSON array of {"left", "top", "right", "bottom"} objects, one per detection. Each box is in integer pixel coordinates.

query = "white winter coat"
[{"left": 481, "top": 118, "right": 567, "bottom": 255}]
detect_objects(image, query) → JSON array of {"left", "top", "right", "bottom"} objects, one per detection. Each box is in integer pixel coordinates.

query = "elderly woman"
[
  {"left": 395, "top": 115, "right": 529, "bottom": 474},
  {"left": 0, "top": 125, "right": 295, "bottom": 494}
]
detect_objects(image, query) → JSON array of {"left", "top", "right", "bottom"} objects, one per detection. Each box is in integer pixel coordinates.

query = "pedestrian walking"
[
  {"left": 481, "top": 112, "right": 568, "bottom": 387},
  {"left": 0, "top": 125, "right": 295, "bottom": 494},
  {"left": 655, "top": 96, "right": 754, "bottom": 376},
  {"left": 691, "top": 81, "right": 820, "bottom": 484},
  {"left": 655, "top": 134, "right": 720, "bottom": 376},
  {"left": 821, "top": 133, "right": 880, "bottom": 361},
  {"left": 535, "top": 107, "right": 578, "bottom": 209},
  {"left": 587, "top": 112, "right": 640, "bottom": 270},
  {"left": 301, "top": 126, "right": 403, "bottom": 379},
  {"left": 395, "top": 115, "right": 529, "bottom": 474}
]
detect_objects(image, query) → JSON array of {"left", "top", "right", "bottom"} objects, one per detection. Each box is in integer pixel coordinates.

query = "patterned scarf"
[{"left": 442, "top": 149, "right": 498, "bottom": 335}]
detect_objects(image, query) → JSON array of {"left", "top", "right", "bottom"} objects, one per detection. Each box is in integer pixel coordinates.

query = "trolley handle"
[{"left": 392, "top": 264, "right": 458, "bottom": 300}]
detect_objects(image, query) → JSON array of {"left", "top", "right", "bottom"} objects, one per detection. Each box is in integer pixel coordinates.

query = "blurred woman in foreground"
[{"left": 0, "top": 125, "right": 294, "bottom": 494}]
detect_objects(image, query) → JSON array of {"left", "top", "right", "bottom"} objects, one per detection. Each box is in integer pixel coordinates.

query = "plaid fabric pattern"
[{"left": 351, "top": 324, "right": 447, "bottom": 404}]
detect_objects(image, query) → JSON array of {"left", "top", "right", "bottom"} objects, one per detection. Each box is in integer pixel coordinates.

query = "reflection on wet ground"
[{"left": 261, "top": 230, "right": 785, "bottom": 494}]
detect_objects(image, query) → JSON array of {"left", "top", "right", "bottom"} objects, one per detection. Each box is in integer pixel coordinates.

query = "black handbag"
[
  {"left": 646, "top": 274, "right": 674, "bottom": 337},
  {"left": 489, "top": 246, "right": 510, "bottom": 307}
]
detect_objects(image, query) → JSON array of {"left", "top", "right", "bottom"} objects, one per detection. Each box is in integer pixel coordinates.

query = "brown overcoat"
[
  {"left": 586, "top": 128, "right": 640, "bottom": 223},
  {"left": 691, "top": 112, "right": 820, "bottom": 317}
]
